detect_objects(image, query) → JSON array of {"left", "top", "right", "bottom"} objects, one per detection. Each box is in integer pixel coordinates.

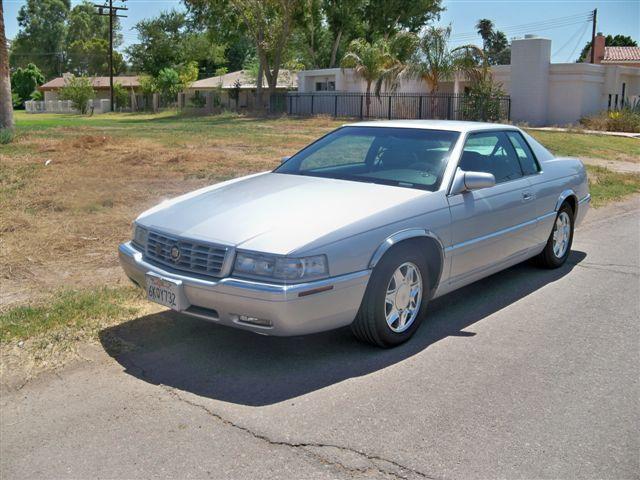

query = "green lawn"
[{"left": 526, "top": 129, "right": 639, "bottom": 162}]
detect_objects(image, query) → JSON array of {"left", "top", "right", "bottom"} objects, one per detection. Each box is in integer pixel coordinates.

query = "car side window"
[
  {"left": 506, "top": 131, "right": 540, "bottom": 175},
  {"left": 459, "top": 132, "right": 523, "bottom": 183}
]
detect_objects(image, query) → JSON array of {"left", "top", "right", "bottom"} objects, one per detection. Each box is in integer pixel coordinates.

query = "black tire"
[
  {"left": 536, "top": 203, "right": 575, "bottom": 269},
  {"left": 351, "top": 244, "right": 430, "bottom": 348}
]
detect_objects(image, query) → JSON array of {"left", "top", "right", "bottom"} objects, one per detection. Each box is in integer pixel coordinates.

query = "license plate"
[{"left": 145, "top": 273, "right": 186, "bottom": 311}]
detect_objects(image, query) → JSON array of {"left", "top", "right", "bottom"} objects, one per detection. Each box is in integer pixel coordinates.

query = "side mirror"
[
  {"left": 450, "top": 168, "right": 496, "bottom": 195},
  {"left": 281, "top": 156, "right": 290, "bottom": 164}
]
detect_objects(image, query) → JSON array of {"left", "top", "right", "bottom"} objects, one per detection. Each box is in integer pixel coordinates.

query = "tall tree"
[
  {"left": 9, "top": 0, "right": 70, "bottom": 78},
  {"left": 0, "top": 0, "right": 14, "bottom": 130},
  {"left": 228, "top": 0, "right": 301, "bottom": 109},
  {"left": 323, "top": 0, "right": 364, "bottom": 68},
  {"left": 361, "top": 0, "right": 443, "bottom": 41},
  {"left": 578, "top": 34, "right": 638, "bottom": 62},
  {"left": 476, "top": 19, "right": 494, "bottom": 50},
  {"left": 474, "top": 18, "right": 510, "bottom": 65},
  {"left": 127, "top": 10, "right": 224, "bottom": 77},
  {"left": 66, "top": 0, "right": 123, "bottom": 75}
]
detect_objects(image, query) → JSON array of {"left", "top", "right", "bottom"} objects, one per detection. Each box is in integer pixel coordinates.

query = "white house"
[{"left": 296, "top": 35, "right": 640, "bottom": 126}]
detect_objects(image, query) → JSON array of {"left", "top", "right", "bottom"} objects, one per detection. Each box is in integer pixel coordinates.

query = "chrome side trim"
[
  {"left": 555, "top": 189, "right": 577, "bottom": 211},
  {"left": 445, "top": 210, "right": 558, "bottom": 254}
]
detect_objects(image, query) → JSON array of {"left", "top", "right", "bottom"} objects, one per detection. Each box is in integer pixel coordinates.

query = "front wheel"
[
  {"left": 536, "top": 203, "right": 575, "bottom": 268},
  {"left": 351, "top": 245, "right": 429, "bottom": 348}
]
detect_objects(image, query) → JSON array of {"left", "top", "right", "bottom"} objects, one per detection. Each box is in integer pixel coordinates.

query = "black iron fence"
[{"left": 271, "top": 92, "right": 511, "bottom": 121}]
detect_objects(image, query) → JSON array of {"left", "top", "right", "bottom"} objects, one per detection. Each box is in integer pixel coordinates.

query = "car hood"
[{"left": 137, "top": 172, "right": 427, "bottom": 255}]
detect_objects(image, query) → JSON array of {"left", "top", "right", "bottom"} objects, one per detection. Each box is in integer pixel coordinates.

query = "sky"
[{"left": 3, "top": 0, "right": 639, "bottom": 63}]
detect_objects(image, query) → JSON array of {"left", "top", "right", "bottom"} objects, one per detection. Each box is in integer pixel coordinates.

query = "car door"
[{"left": 446, "top": 131, "right": 538, "bottom": 286}]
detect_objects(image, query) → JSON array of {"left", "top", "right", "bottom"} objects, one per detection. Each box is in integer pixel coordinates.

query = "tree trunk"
[
  {"left": 0, "top": 1, "right": 14, "bottom": 130},
  {"left": 329, "top": 29, "right": 343, "bottom": 68},
  {"left": 365, "top": 81, "right": 371, "bottom": 118},
  {"left": 256, "top": 58, "right": 264, "bottom": 112}
]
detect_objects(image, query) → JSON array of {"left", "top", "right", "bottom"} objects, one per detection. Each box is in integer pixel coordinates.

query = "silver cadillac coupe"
[{"left": 119, "top": 120, "right": 590, "bottom": 347}]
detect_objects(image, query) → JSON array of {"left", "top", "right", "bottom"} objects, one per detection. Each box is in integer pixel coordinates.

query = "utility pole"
[
  {"left": 590, "top": 8, "right": 597, "bottom": 64},
  {"left": 94, "top": 1, "right": 127, "bottom": 111}
]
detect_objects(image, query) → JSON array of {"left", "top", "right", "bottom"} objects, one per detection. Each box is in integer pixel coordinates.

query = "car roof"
[{"left": 344, "top": 120, "right": 519, "bottom": 133}]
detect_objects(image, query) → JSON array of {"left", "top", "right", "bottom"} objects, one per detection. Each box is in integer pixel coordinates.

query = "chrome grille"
[{"left": 144, "top": 230, "right": 229, "bottom": 278}]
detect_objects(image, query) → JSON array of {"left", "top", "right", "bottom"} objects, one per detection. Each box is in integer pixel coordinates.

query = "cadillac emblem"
[{"left": 170, "top": 246, "right": 181, "bottom": 262}]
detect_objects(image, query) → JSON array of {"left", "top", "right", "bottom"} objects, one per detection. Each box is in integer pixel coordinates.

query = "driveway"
[{"left": 2, "top": 198, "right": 638, "bottom": 479}]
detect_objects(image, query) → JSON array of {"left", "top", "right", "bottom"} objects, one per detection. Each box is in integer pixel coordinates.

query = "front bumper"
[{"left": 118, "top": 242, "right": 371, "bottom": 336}]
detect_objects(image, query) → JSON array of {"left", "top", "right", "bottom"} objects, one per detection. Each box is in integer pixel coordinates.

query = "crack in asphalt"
[
  {"left": 574, "top": 262, "right": 639, "bottom": 277},
  {"left": 160, "top": 385, "right": 438, "bottom": 480}
]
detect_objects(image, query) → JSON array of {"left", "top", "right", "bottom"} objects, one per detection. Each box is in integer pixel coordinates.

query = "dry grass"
[{"left": 1, "top": 113, "right": 343, "bottom": 309}]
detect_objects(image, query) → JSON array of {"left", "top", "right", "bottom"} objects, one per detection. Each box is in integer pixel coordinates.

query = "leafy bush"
[
  {"left": 460, "top": 79, "right": 507, "bottom": 122},
  {"left": 0, "top": 128, "right": 14, "bottom": 145},
  {"left": 156, "top": 68, "right": 182, "bottom": 103},
  {"left": 11, "top": 63, "right": 45, "bottom": 108},
  {"left": 113, "top": 82, "right": 130, "bottom": 110},
  {"left": 580, "top": 99, "right": 640, "bottom": 133},
  {"left": 59, "top": 75, "right": 96, "bottom": 114}
]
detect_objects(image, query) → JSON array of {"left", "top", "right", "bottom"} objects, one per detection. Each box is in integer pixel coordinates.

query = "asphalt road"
[{"left": 2, "top": 198, "right": 639, "bottom": 480}]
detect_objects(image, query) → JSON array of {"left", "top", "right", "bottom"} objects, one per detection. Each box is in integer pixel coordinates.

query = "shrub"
[
  {"left": 580, "top": 99, "right": 640, "bottom": 133},
  {"left": 113, "top": 82, "right": 130, "bottom": 110},
  {"left": 460, "top": 80, "right": 507, "bottom": 122},
  {"left": 59, "top": 75, "right": 96, "bottom": 114}
]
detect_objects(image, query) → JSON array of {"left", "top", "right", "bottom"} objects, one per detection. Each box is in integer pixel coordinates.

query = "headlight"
[
  {"left": 233, "top": 252, "right": 328, "bottom": 281},
  {"left": 132, "top": 224, "right": 148, "bottom": 249}
]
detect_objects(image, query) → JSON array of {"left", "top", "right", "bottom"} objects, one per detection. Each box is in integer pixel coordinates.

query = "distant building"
[
  {"left": 184, "top": 69, "right": 297, "bottom": 110},
  {"left": 296, "top": 35, "right": 639, "bottom": 126},
  {"left": 38, "top": 74, "right": 141, "bottom": 103},
  {"left": 589, "top": 33, "right": 640, "bottom": 68}
]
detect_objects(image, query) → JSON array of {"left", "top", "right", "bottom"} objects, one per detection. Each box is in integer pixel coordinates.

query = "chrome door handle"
[{"left": 522, "top": 192, "right": 534, "bottom": 201}]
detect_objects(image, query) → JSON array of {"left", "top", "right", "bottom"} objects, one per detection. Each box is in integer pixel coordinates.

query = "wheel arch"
[
  {"left": 369, "top": 229, "right": 445, "bottom": 295},
  {"left": 555, "top": 189, "right": 578, "bottom": 214}
]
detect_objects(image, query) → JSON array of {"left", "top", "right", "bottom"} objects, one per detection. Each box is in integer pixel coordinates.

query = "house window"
[{"left": 315, "top": 81, "right": 336, "bottom": 91}]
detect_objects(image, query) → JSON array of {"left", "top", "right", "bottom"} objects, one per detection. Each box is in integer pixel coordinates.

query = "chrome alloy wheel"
[
  {"left": 384, "top": 262, "right": 423, "bottom": 333},
  {"left": 553, "top": 211, "right": 571, "bottom": 258}
]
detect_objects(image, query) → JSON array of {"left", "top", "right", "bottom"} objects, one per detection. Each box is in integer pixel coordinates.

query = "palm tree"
[
  {"left": 0, "top": 1, "right": 14, "bottom": 131},
  {"left": 476, "top": 19, "right": 494, "bottom": 51},
  {"left": 341, "top": 38, "right": 394, "bottom": 117}
]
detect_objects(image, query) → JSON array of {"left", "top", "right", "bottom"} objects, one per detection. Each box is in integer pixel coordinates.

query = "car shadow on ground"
[{"left": 99, "top": 251, "right": 586, "bottom": 406}]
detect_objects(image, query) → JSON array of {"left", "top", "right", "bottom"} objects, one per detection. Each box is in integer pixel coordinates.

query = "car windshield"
[{"left": 274, "top": 126, "right": 460, "bottom": 191}]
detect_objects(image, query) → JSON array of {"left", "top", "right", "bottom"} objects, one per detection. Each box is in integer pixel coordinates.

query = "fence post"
[
  {"left": 334, "top": 94, "right": 338, "bottom": 117},
  {"left": 289, "top": 95, "right": 292, "bottom": 115},
  {"left": 359, "top": 95, "right": 363, "bottom": 119},
  {"left": 418, "top": 96, "right": 422, "bottom": 119},
  {"left": 310, "top": 95, "right": 314, "bottom": 115},
  {"left": 507, "top": 98, "right": 511, "bottom": 121},
  {"left": 388, "top": 96, "right": 392, "bottom": 119},
  {"left": 447, "top": 96, "right": 452, "bottom": 120}
]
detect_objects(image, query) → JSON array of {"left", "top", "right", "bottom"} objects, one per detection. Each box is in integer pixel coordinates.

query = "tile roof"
[
  {"left": 602, "top": 46, "right": 640, "bottom": 63},
  {"left": 189, "top": 69, "right": 297, "bottom": 90},
  {"left": 39, "top": 76, "right": 140, "bottom": 90}
]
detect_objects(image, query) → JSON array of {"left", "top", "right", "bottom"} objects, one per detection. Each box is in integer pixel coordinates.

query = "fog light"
[{"left": 236, "top": 314, "right": 272, "bottom": 327}]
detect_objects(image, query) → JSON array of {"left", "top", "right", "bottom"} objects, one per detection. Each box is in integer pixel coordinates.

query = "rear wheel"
[
  {"left": 536, "top": 203, "right": 574, "bottom": 268},
  {"left": 352, "top": 245, "right": 429, "bottom": 347}
]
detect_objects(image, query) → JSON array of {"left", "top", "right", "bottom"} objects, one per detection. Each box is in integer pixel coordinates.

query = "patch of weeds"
[
  {"left": 587, "top": 165, "right": 640, "bottom": 207},
  {"left": 0, "top": 287, "right": 141, "bottom": 344},
  {"left": 0, "top": 128, "right": 14, "bottom": 144}
]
